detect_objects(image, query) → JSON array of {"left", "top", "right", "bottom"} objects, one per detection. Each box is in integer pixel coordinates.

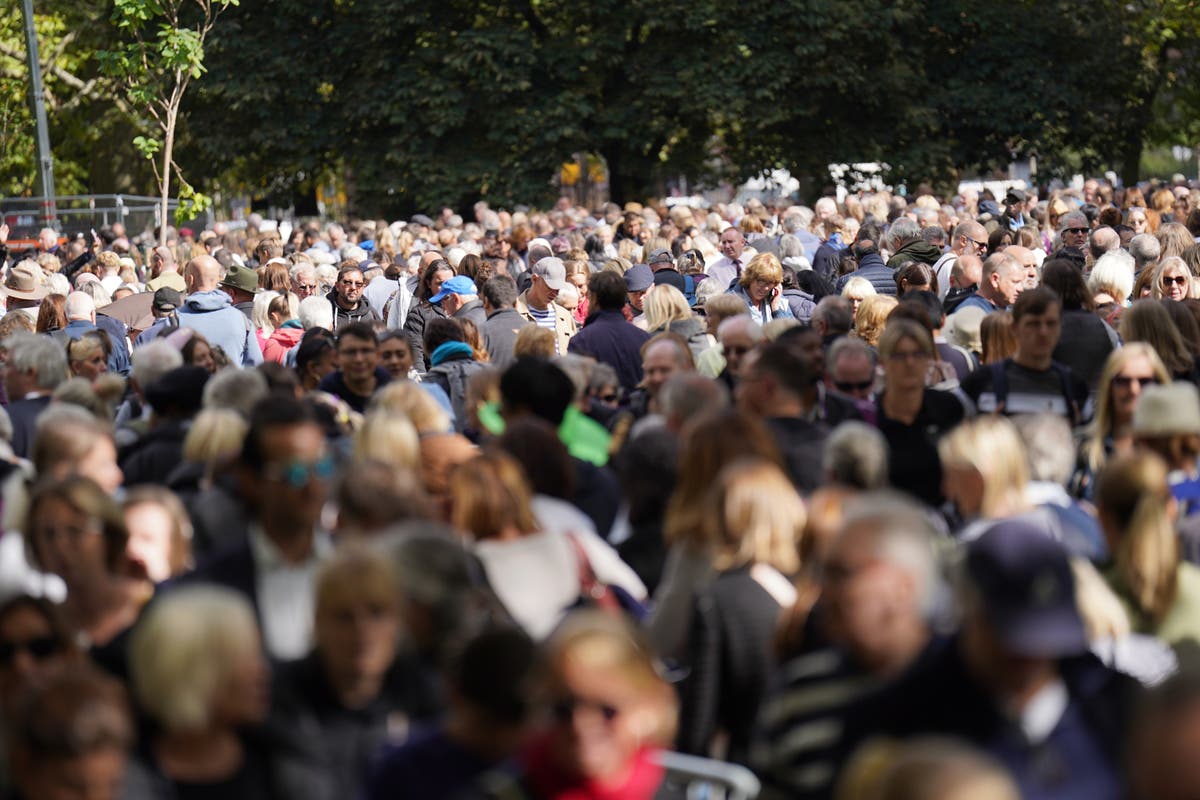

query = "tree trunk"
[
  {"left": 159, "top": 103, "right": 177, "bottom": 247},
  {"left": 1120, "top": 125, "right": 1143, "bottom": 189},
  {"left": 605, "top": 148, "right": 625, "bottom": 206}
]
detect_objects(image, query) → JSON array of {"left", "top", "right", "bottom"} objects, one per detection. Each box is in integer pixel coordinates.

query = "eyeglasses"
[
  {"left": 1064, "top": 227, "right": 1090, "bottom": 235},
  {"left": 551, "top": 696, "right": 620, "bottom": 724},
  {"left": 1163, "top": 275, "right": 1190, "bottom": 286},
  {"left": 1113, "top": 375, "right": 1159, "bottom": 389},
  {"left": 295, "top": 283, "right": 318, "bottom": 292},
  {"left": 0, "top": 636, "right": 60, "bottom": 665},
  {"left": 968, "top": 237, "right": 988, "bottom": 252},
  {"left": 834, "top": 379, "right": 873, "bottom": 392},
  {"left": 599, "top": 393, "right": 619, "bottom": 403},
  {"left": 264, "top": 455, "right": 336, "bottom": 488},
  {"left": 339, "top": 281, "right": 365, "bottom": 288}
]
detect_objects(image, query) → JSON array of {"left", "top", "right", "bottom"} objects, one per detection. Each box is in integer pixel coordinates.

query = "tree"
[{"left": 100, "top": 0, "right": 238, "bottom": 244}]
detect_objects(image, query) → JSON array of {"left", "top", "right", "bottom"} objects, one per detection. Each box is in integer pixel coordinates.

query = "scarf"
[
  {"left": 429, "top": 340, "right": 474, "bottom": 367},
  {"left": 521, "top": 731, "right": 663, "bottom": 800}
]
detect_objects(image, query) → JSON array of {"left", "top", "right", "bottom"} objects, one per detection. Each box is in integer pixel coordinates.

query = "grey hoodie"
[{"left": 176, "top": 289, "right": 263, "bottom": 366}]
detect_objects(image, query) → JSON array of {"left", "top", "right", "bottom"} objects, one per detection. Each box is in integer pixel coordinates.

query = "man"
[
  {"left": 176, "top": 255, "right": 264, "bottom": 366},
  {"left": 431, "top": 275, "right": 487, "bottom": 330},
  {"left": 3, "top": 332, "right": 68, "bottom": 457},
  {"left": 827, "top": 336, "right": 877, "bottom": 405},
  {"left": 943, "top": 253, "right": 984, "bottom": 313},
  {"left": 1005, "top": 245, "right": 1040, "bottom": 291},
  {"left": 755, "top": 495, "right": 939, "bottom": 799},
  {"left": 648, "top": 247, "right": 689, "bottom": 297},
  {"left": 0, "top": 261, "right": 48, "bottom": 318},
  {"left": 933, "top": 220, "right": 988, "bottom": 300},
  {"left": 362, "top": 258, "right": 400, "bottom": 317},
  {"left": 811, "top": 296, "right": 853, "bottom": 346},
  {"left": 707, "top": 227, "right": 747, "bottom": 289},
  {"left": 951, "top": 252, "right": 1023, "bottom": 315},
  {"left": 517, "top": 257, "right": 576, "bottom": 355},
  {"left": 481, "top": 275, "right": 531, "bottom": 370},
  {"left": 317, "top": 323, "right": 389, "bottom": 413},
  {"left": 1088, "top": 226, "right": 1120, "bottom": 264},
  {"left": 326, "top": 263, "right": 380, "bottom": 331},
  {"left": 291, "top": 262, "right": 320, "bottom": 303},
  {"left": 837, "top": 521, "right": 1133, "bottom": 800},
  {"left": 961, "top": 287, "right": 1089, "bottom": 424},
  {"left": 1056, "top": 210, "right": 1091, "bottom": 256},
  {"left": 737, "top": 340, "right": 829, "bottom": 492},
  {"left": 1129, "top": 233, "right": 1161, "bottom": 276},
  {"left": 36, "top": 226, "right": 60, "bottom": 255},
  {"left": 181, "top": 396, "right": 334, "bottom": 662},
  {"left": 1000, "top": 187, "right": 1029, "bottom": 230},
  {"left": 713, "top": 314, "right": 764, "bottom": 392},
  {"left": 633, "top": 335, "right": 694, "bottom": 422},
  {"left": 146, "top": 245, "right": 186, "bottom": 292},
  {"left": 884, "top": 217, "right": 941, "bottom": 270},
  {"left": 132, "top": 287, "right": 185, "bottom": 347},
  {"left": 625, "top": 263, "right": 653, "bottom": 320},
  {"left": 836, "top": 224, "right": 895, "bottom": 295},
  {"left": 62, "top": 292, "right": 131, "bottom": 375},
  {"left": 568, "top": 270, "right": 651, "bottom": 390},
  {"left": 220, "top": 263, "right": 258, "bottom": 319},
  {"left": 120, "top": 364, "right": 209, "bottom": 486}
]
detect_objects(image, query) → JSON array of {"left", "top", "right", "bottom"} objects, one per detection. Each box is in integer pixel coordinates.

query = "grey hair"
[
  {"left": 298, "top": 296, "right": 334, "bottom": 330},
  {"left": 5, "top": 332, "right": 68, "bottom": 390},
  {"left": 131, "top": 341, "right": 184, "bottom": 391},
  {"left": 824, "top": 421, "right": 889, "bottom": 489},
  {"left": 1011, "top": 413, "right": 1075, "bottom": 485},
  {"left": 885, "top": 218, "right": 921, "bottom": 251},
  {"left": 202, "top": 367, "right": 269, "bottom": 418},
  {"left": 828, "top": 334, "right": 877, "bottom": 369},
  {"left": 1088, "top": 226, "right": 1120, "bottom": 261},
  {"left": 840, "top": 491, "right": 942, "bottom": 618},
  {"left": 778, "top": 234, "right": 805, "bottom": 259},
  {"left": 659, "top": 372, "right": 729, "bottom": 427},
  {"left": 1129, "top": 233, "right": 1162, "bottom": 272},
  {"left": 586, "top": 361, "right": 619, "bottom": 394},
  {"left": 552, "top": 354, "right": 593, "bottom": 403}
]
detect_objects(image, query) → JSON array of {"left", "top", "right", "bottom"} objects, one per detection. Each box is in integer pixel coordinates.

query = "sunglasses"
[
  {"left": 1163, "top": 275, "right": 1190, "bottom": 286},
  {"left": 1064, "top": 227, "right": 1090, "bottom": 235},
  {"left": 264, "top": 455, "right": 336, "bottom": 488},
  {"left": 552, "top": 696, "right": 620, "bottom": 724},
  {"left": 835, "top": 379, "right": 873, "bottom": 392},
  {"left": 1113, "top": 375, "right": 1159, "bottom": 389},
  {"left": 599, "top": 393, "right": 619, "bottom": 403},
  {"left": 0, "top": 636, "right": 60, "bottom": 665}
]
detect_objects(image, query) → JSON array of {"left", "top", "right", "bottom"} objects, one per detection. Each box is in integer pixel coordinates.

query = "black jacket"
[
  {"left": 326, "top": 290, "right": 381, "bottom": 332},
  {"left": 482, "top": 307, "right": 531, "bottom": 370},
  {"left": 402, "top": 298, "right": 448, "bottom": 372}
]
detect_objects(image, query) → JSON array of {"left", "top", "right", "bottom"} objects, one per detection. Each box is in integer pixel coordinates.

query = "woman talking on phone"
[{"left": 729, "top": 253, "right": 795, "bottom": 325}]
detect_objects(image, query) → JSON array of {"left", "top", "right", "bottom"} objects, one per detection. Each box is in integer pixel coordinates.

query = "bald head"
[
  {"left": 1005, "top": 246, "right": 1039, "bottom": 290},
  {"left": 952, "top": 221, "right": 987, "bottom": 257},
  {"left": 184, "top": 255, "right": 222, "bottom": 293},
  {"left": 952, "top": 254, "right": 983, "bottom": 288},
  {"left": 65, "top": 291, "right": 95, "bottom": 322},
  {"left": 1089, "top": 226, "right": 1120, "bottom": 261},
  {"left": 152, "top": 245, "right": 176, "bottom": 269}
]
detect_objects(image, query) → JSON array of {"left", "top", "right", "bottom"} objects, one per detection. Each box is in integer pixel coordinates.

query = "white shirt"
[
  {"left": 249, "top": 526, "right": 333, "bottom": 661},
  {"left": 706, "top": 255, "right": 743, "bottom": 291}
]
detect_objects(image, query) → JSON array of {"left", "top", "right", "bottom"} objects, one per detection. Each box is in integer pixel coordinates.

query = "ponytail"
[{"left": 1118, "top": 492, "right": 1179, "bottom": 624}]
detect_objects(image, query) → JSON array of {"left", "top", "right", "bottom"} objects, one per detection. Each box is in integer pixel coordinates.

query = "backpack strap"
[{"left": 989, "top": 358, "right": 1011, "bottom": 415}]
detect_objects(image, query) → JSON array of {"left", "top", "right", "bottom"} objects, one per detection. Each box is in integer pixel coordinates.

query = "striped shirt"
[{"left": 526, "top": 304, "right": 559, "bottom": 353}]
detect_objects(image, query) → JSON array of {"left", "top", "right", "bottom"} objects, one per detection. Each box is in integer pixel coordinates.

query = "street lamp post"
[{"left": 21, "top": 0, "right": 57, "bottom": 228}]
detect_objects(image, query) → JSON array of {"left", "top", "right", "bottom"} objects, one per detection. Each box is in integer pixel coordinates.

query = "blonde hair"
[
  {"left": 183, "top": 408, "right": 248, "bottom": 467},
  {"left": 315, "top": 542, "right": 400, "bottom": 620},
  {"left": 1150, "top": 256, "right": 1193, "bottom": 300},
  {"left": 739, "top": 252, "right": 784, "bottom": 288},
  {"left": 130, "top": 586, "right": 260, "bottom": 732},
  {"left": 1083, "top": 344, "right": 1170, "bottom": 476},
  {"left": 353, "top": 411, "right": 420, "bottom": 470},
  {"left": 704, "top": 458, "right": 804, "bottom": 574},
  {"left": 252, "top": 290, "right": 279, "bottom": 334},
  {"left": 513, "top": 325, "right": 555, "bottom": 358},
  {"left": 938, "top": 416, "right": 1029, "bottom": 518},
  {"left": 979, "top": 311, "right": 1017, "bottom": 365},
  {"left": 854, "top": 294, "right": 898, "bottom": 347},
  {"left": 642, "top": 284, "right": 693, "bottom": 332},
  {"left": 1097, "top": 451, "right": 1179, "bottom": 625},
  {"left": 371, "top": 381, "right": 452, "bottom": 434},
  {"left": 841, "top": 276, "right": 877, "bottom": 301}
]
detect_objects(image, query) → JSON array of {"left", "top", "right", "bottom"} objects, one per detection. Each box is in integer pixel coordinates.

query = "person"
[
  {"left": 481, "top": 275, "right": 531, "bottom": 370},
  {"left": 146, "top": 245, "right": 186, "bottom": 292},
  {"left": 729, "top": 252, "right": 795, "bottom": 325},
  {"left": 1042, "top": 259, "right": 1119, "bottom": 392},
  {"left": 886, "top": 216, "right": 942, "bottom": 271},
  {"left": 933, "top": 220, "right": 989, "bottom": 300},
  {"left": 675, "top": 458, "right": 801, "bottom": 764},
  {"left": 517, "top": 257, "right": 576, "bottom": 355},
  {"left": 873, "top": 318, "right": 967, "bottom": 507},
  {"left": 66, "top": 331, "right": 110, "bottom": 383},
  {"left": 1073, "top": 344, "right": 1171, "bottom": 500},
  {"left": 180, "top": 396, "right": 333, "bottom": 662},
  {"left": 756, "top": 494, "right": 940, "bottom": 800},
  {"left": 404, "top": 258, "right": 455, "bottom": 372},
  {"left": 378, "top": 330, "right": 416, "bottom": 379},
  {"left": 317, "top": 322, "right": 389, "bottom": 413},
  {"left": 631, "top": 335, "right": 694, "bottom": 422},
  {"left": 1097, "top": 451, "right": 1200, "bottom": 646},
  {"left": 568, "top": 270, "right": 652, "bottom": 391},
  {"left": 327, "top": 263, "right": 381, "bottom": 330},
  {"left": 835, "top": 224, "right": 895, "bottom": 296},
  {"left": 431, "top": 274, "right": 487, "bottom": 330},
  {"left": 1151, "top": 256, "right": 1194, "bottom": 301},
  {"left": 273, "top": 545, "right": 439, "bottom": 798},
  {"left": 364, "top": 626, "right": 537, "bottom": 800},
  {"left": 826, "top": 335, "right": 877, "bottom": 405},
  {"left": 423, "top": 317, "right": 489, "bottom": 431},
  {"left": 262, "top": 293, "right": 305, "bottom": 364},
  {"left": 961, "top": 287, "right": 1089, "bottom": 424},
  {"left": 471, "top": 611, "right": 678, "bottom": 800},
  {"left": 625, "top": 263, "right": 653, "bottom": 322},
  {"left": 126, "top": 585, "right": 330, "bottom": 799},
  {"left": 641, "top": 284, "right": 707, "bottom": 360},
  {"left": 837, "top": 520, "right": 1135, "bottom": 800},
  {"left": 1120, "top": 299, "right": 1197, "bottom": 382},
  {"left": 7, "top": 664, "right": 135, "bottom": 800},
  {"left": 950, "top": 251, "right": 1023, "bottom": 315},
  {"left": 1132, "top": 382, "right": 1200, "bottom": 519},
  {"left": 708, "top": 226, "right": 748, "bottom": 289},
  {"left": 119, "top": 364, "right": 209, "bottom": 488},
  {"left": 122, "top": 486, "right": 193, "bottom": 584},
  {"left": 61, "top": 291, "right": 130, "bottom": 375},
  {"left": 176, "top": 255, "right": 264, "bottom": 366},
  {"left": 4, "top": 332, "right": 69, "bottom": 458},
  {"left": 447, "top": 452, "right": 644, "bottom": 639},
  {"left": 220, "top": 263, "right": 259, "bottom": 320},
  {"left": 853, "top": 294, "right": 897, "bottom": 349},
  {"left": 0, "top": 594, "right": 81, "bottom": 720}
]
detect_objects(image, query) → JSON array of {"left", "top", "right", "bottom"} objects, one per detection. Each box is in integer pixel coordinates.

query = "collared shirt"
[
  {"left": 249, "top": 525, "right": 333, "bottom": 661},
  {"left": 706, "top": 256, "right": 742, "bottom": 290}
]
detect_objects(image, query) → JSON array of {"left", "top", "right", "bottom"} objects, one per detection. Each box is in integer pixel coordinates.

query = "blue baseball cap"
[{"left": 429, "top": 275, "right": 478, "bottom": 303}]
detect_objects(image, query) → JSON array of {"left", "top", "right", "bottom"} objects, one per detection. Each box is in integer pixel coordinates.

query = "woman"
[
  {"left": 258, "top": 260, "right": 291, "bottom": 293},
  {"left": 122, "top": 486, "right": 193, "bottom": 584},
  {"left": 294, "top": 329, "right": 338, "bottom": 392},
  {"left": 423, "top": 318, "right": 488, "bottom": 432},
  {"left": 127, "top": 585, "right": 328, "bottom": 799},
  {"left": 404, "top": 259, "right": 455, "bottom": 372},
  {"left": 66, "top": 331, "right": 111, "bottom": 382},
  {"left": 894, "top": 261, "right": 936, "bottom": 296},
  {"left": 180, "top": 330, "right": 218, "bottom": 374},
  {"left": 1132, "top": 382, "right": 1200, "bottom": 517},
  {"left": 1097, "top": 452, "right": 1200, "bottom": 645},
  {"left": 274, "top": 545, "right": 438, "bottom": 799},
  {"left": 1089, "top": 250, "right": 1136, "bottom": 326},
  {"left": 475, "top": 611, "right": 677, "bottom": 800},
  {"left": 676, "top": 458, "right": 801, "bottom": 764},
  {"left": 252, "top": 290, "right": 280, "bottom": 352},
  {"left": 459, "top": 253, "right": 493, "bottom": 293},
  {"left": 448, "top": 452, "right": 645, "bottom": 640},
  {"left": 729, "top": 252, "right": 794, "bottom": 325},
  {"left": 1127, "top": 207, "right": 1150, "bottom": 236},
  {"left": 841, "top": 276, "right": 876, "bottom": 318},
  {"left": 979, "top": 310, "right": 1016, "bottom": 365},
  {"left": 874, "top": 318, "right": 966, "bottom": 508},
  {"left": 1120, "top": 299, "right": 1197, "bottom": 382},
  {"left": 378, "top": 330, "right": 415, "bottom": 379},
  {"left": 1074, "top": 344, "right": 1170, "bottom": 500},
  {"left": 1151, "top": 256, "right": 1194, "bottom": 301},
  {"left": 35, "top": 294, "right": 67, "bottom": 334},
  {"left": 854, "top": 294, "right": 898, "bottom": 349},
  {"left": 641, "top": 284, "right": 708, "bottom": 360},
  {"left": 0, "top": 595, "right": 80, "bottom": 714},
  {"left": 1042, "top": 259, "right": 1119, "bottom": 391},
  {"left": 25, "top": 476, "right": 147, "bottom": 653},
  {"left": 564, "top": 260, "right": 590, "bottom": 325},
  {"left": 1159, "top": 222, "right": 1194, "bottom": 259},
  {"left": 262, "top": 292, "right": 304, "bottom": 364}
]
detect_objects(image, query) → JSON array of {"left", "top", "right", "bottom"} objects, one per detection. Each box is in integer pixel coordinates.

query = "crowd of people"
[{"left": 2, "top": 177, "right": 1200, "bottom": 799}]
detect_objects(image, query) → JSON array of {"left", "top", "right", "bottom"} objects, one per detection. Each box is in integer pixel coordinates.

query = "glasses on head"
[
  {"left": 1064, "top": 227, "right": 1089, "bottom": 236},
  {"left": 264, "top": 455, "right": 336, "bottom": 488},
  {"left": 1112, "top": 375, "right": 1159, "bottom": 389},
  {"left": 835, "top": 379, "right": 873, "bottom": 392},
  {"left": 1163, "top": 275, "right": 1190, "bottom": 287},
  {"left": 551, "top": 696, "right": 620, "bottom": 724},
  {"left": 0, "top": 636, "right": 60, "bottom": 666}
]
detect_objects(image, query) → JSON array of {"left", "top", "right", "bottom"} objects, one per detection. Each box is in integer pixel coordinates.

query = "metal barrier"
[{"left": 0, "top": 195, "right": 209, "bottom": 244}]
